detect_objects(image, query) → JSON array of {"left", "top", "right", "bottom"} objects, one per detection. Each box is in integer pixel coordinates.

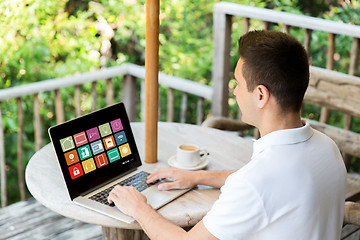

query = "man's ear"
[{"left": 255, "top": 85, "right": 270, "bottom": 109}]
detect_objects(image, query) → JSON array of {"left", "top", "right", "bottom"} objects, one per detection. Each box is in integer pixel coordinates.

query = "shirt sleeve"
[{"left": 203, "top": 175, "right": 268, "bottom": 240}]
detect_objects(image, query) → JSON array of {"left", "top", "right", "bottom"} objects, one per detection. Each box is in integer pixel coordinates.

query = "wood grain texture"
[
  {"left": 0, "top": 105, "right": 5, "bottom": 207},
  {"left": 305, "top": 67, "right": 360, "bottom": 118},
  {"left": 344, "top": 201, "right": 360, "bottom": 226},
  {"left": 145, "top": 0, "right": 159, "bottom": 163},
  {"left": 0, "top": 198, "right": 102, "bottom": 239}
]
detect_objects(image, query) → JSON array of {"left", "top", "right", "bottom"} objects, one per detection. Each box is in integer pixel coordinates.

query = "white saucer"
[{"left": 167, "top": 155, "right": 209, "bottom": 170}]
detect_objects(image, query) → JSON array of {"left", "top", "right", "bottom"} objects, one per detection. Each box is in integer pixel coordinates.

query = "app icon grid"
[{"left": 61, "top": 119, "right": 131, "bottom": 180}]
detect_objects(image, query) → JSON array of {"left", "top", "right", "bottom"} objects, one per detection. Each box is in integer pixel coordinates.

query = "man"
[{"left": 108, "top": 30, "right": 346, "bottom": 239}]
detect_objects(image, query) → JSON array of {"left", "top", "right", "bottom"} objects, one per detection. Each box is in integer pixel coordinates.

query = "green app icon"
[
  {"left": 60, "top": 136, "right": 75, "bottom": 152},
  {"left": 77, "top": 144, "right": 92, "bottom": 160},
  {"left": 107, "top": 148, "right": 121, "bottom": 163},
  {"left": 99, "top": 123, "right": 112, "bottom": 137}
]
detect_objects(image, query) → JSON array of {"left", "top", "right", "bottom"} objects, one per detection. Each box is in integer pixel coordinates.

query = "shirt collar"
[{"left": 252, "top": 119, "right": 314, "bottom": 158}]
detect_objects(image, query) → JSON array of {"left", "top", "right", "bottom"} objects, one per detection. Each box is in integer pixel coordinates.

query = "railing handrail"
[
  {"left": 214, "top": 2, "right": 360, "bottom": 38},
  {"left": 0, "top": 63, "right": 213, "bottom": 101}
]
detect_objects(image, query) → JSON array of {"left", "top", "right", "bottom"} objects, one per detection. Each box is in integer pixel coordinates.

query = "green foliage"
[{"left": 1, "top": 0, "right": 360, "bottom": 204}]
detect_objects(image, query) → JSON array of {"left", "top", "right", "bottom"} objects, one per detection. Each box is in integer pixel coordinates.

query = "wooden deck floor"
[
  {"left": 0, "top": 198, "right": 102, "bottom": 240},
  {"left": 1, "top": 198, "right": 360, "bottom": 240}
]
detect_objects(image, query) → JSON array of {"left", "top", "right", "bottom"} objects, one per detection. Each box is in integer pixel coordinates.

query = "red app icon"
[
  {"left": 73, "top": 131, "right": 88, "bottom": 147},
  {"left": 94, "top": 153, "right": 109, "bottom": 168},
  {"left": 69, "top": 163, "right": 84, "bottom": 179}
]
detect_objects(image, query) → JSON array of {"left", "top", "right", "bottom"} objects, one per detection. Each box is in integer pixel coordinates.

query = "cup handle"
[{"left": 199, "top": 149, "right": 208, "bottom": 161}]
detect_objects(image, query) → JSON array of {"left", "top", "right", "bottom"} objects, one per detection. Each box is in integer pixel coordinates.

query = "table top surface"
[{"left": 25, "top": 122, "right": 253, "bottom": 229}]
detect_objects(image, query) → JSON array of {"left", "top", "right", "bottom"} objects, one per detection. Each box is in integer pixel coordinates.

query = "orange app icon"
[
  {"left": 103, "top": 135, "right": 116, "bottom": 150},
  {"left": 64, "top": 149, "right": 79, "bottom": 166}
]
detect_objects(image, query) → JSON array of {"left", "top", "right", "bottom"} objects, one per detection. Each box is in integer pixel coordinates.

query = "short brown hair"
[{"left": 238, "top": 30, "right": 309, "bottom": 113}]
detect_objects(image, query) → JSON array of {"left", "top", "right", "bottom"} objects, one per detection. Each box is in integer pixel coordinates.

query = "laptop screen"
[{"left": 49, "top": 102, "right": 142, "bottom": 200}]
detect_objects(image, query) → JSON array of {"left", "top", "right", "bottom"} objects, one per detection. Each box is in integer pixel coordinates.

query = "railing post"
[
  {"left": 91, "top": 82, "right": 97, "bottom": 112},
  {"left": 74, "top": 85, "right": 81, "bottom": 117},
  {"left": 33, "top": 94, "right": 42, "bottom": 151},
  {"left": 106, "top": 78, "right": 114, "bottom": 106},
  {"left": 166, "top": 88, "right": 174, "bottom": 122},
  {"left": 197, "top": 97, "right": 204, "bottom": 125},
  {"left": 319, "top": 33, "right": 336, "bottom": 124},
  {"left": 304, "top": 29, "right": 312, "bottom": 56},
  {"left": 55, "top": 89, "right": 65, "bottom": 124},
  {"left": 212, "top": 10, "right": 232, "bottom": 117},
  {"left": 16, "top": 98, "right": 26, "bottom": 201},
  {"left": 180, "top": 93, "right": 188, "bottom": 123},
  {"left": 122, "top": 74, "right": 137, "bottom": 122},
  {"left": 0, "top": 104, "right": 7, "bottom": 207}
]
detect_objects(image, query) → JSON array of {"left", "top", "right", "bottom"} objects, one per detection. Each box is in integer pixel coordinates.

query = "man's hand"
[
  {"left": 147, "top": 167, "right": 197, "bottom": 190},
  {"left": 107, "top": 185, "right": 148, "bottom": 217}
]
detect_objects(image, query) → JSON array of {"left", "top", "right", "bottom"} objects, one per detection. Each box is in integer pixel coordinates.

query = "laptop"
[{"left": 49, "top": 102, "right": 190, "bottom": 223}]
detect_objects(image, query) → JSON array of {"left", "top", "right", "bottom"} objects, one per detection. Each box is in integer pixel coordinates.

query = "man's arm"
[
  {"left": 108, "top": 186, "right": 218, "bottom": 240},
  {"left": 146, "top": 168, "right": 235, "bottom": 190}
]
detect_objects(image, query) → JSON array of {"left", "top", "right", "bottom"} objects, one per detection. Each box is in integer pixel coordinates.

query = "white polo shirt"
[{"left": 203, "top": 120, "right": 346, "bottom": 240}]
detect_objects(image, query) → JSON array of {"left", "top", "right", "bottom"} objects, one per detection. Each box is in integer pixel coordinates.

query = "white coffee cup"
[{"left": 176, "top": 144, "right": 207, "bottom": 168}]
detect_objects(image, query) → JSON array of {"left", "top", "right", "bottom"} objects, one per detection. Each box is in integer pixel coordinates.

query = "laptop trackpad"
[{"left": 143, "top": 187, "right": 189, "bottom": 210}]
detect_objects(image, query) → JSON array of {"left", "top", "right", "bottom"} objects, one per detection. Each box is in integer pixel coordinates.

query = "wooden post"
[
  {"left": 74, "top": 85, "right": 81, "bottom": 117},
  {"left": 91, "top": 82, "right": 97, "bottom": 112},
  {"left": 106, "top": 78, "right": 114, "bottom": 106},
  {"left": 320, "top": 33, "right": 336, "bottom": 124},
  {"left": 180, "top": 93, "right": 188, "bottom": 123},
  {"left": 33, "top": 94, "right": 43, "bottom": 151},
  {"left": 211, "top": 11, "right": 232, "bottom": 117},
  {"left": 145, "top": 0, "right": 159, "bottom": 163},
  {"left": 196, "top": 97, "right": 204, "bottom": 125},
  {"left": 16, "top": 98, "right": 26, "bottom": 201},
  {"left": 122, "top": 74, "right": 137, "bottom": 122},
  {"left": 166, "top": 88, "right": 174, "bottom": 122},
  {"left": 0, "top": 104, "right": 7, "bottom": 207},
  {"left": 55, "top": 89, "right": 65, "bottom": 124},
  {"left": 304, "top": 29, "right": 312, "bottom": 57}
]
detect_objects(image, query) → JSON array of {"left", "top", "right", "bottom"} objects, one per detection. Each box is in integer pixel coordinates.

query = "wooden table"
[{"left": 25, "top": 122, "right": 253, "bottom": 239}]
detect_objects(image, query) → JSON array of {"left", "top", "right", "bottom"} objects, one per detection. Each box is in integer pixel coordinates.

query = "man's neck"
[{"left": 257, "top": 112, "right": 303, "bottom": 138}]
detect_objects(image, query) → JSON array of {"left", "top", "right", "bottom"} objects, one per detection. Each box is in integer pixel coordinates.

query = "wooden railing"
[
  {"left": 212, "top": 2, "right": 360, "bottom": 128},
  {"left": 0, "top": 63, "right": 212, "bottom": 207}
]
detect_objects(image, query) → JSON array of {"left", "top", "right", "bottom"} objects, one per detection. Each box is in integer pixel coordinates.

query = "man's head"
[{"left": 236, "top": 30, "right": 309, "bottom": 114}]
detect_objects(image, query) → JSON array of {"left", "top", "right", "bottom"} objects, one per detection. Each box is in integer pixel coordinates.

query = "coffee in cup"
[
  {"left": 176, "top": 144, "right": 207, "bottom": 168},
  {"left": 179, "top": 145, "right": 198, "bottom": 151}
]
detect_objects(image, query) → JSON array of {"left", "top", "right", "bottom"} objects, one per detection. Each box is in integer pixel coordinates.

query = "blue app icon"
[{"left": 114, "top": 131, "right": 127, "bottom": 146}]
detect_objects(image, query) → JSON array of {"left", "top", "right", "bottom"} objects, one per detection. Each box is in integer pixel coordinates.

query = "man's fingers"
[
  {"left": 158, "top": 182, "right": 178, "bottom": 191},
  {"left": 107, "top": 191, "right": 116, "bottom": 204},
  {"left": 147, "top": 168, "right": 175, "bottom": 183}
]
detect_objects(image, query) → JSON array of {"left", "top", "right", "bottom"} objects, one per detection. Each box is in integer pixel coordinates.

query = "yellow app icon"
[
  {"left": 119, "top": 143, "right": 131, "bottom": 158},
  {"left": 82, "top": 158, "right": 96, "bottom": 174}
]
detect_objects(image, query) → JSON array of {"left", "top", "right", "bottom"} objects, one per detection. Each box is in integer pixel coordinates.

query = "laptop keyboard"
[{"left": 89, "top": 171, "right": 152, "bottom": 206}]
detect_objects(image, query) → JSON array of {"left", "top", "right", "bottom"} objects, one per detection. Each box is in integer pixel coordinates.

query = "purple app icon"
[
  {"left": 86, "top": 127, "right": 100, "bottom": 142},
  {"left": 110, "top": 119, "right": 123, "bottom": 133}
]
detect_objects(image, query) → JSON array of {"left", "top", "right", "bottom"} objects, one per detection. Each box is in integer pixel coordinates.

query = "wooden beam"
[{"left": 145, "top": 0, "right": 159, "bottom": 163}]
